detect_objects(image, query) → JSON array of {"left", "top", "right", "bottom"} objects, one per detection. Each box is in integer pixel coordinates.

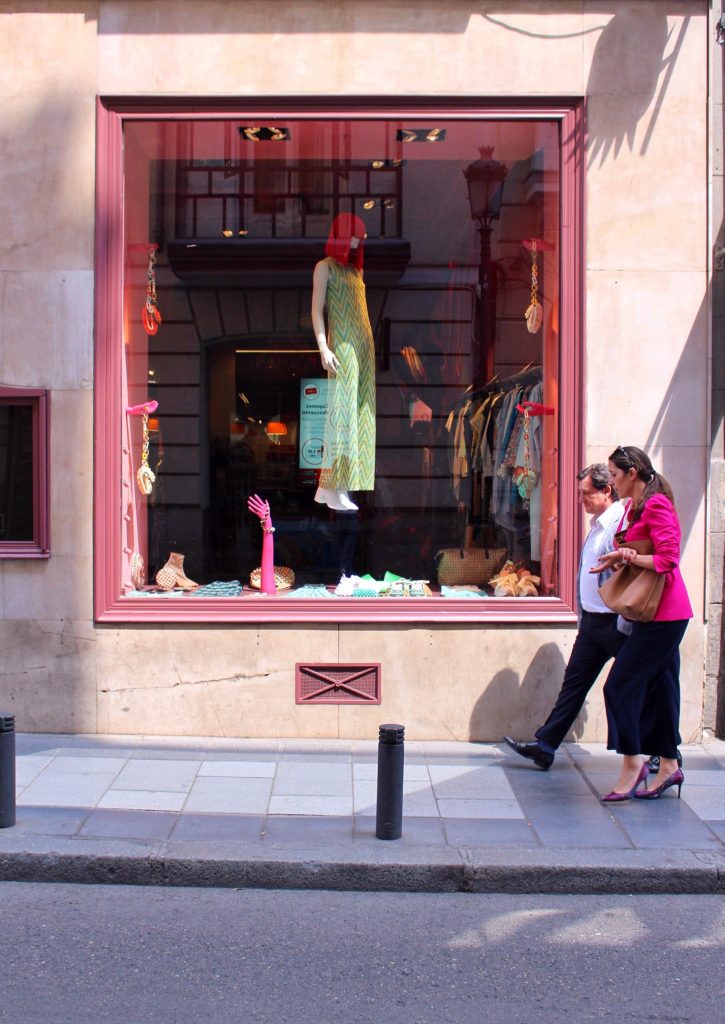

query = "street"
[{"left": 1, "top": 884, "right": 723, "bottom": 1023}]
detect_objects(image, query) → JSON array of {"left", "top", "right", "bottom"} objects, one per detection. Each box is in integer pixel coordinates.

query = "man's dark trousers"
[{"left": 535, "top": 610, "right": 626, "bottom": 750}]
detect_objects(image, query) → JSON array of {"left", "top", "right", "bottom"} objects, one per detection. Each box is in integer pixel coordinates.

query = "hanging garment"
[
  {"left": 447, "top": 399, "right": 472, "bottom": 503},
  {"left": 318, "top": 257, "right": 376, "bottom": 491}
]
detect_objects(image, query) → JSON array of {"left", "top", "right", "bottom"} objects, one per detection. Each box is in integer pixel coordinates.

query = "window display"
[{"left": 110, "top": 110, "right": 567, "bottom": 611}]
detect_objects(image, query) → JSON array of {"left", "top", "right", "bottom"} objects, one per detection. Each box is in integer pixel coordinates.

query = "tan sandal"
[
  {"left": 489, "top": 570, "right": 519, "bottom": 597},
  {"left": 515, "top": 570, "right": 541, "bottom": 597}
]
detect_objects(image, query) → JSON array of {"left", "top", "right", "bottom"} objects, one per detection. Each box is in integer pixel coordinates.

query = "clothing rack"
[
  {"left": 444, "top": 365, "right": 543, "bottom": 418},
  {"left": 467, "top": 364, "right": 542, "bottom": 402}
]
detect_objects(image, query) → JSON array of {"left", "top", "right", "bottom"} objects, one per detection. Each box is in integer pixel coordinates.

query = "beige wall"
[{"left": 0, "top": 1, "right": 710, "bottom": 740}]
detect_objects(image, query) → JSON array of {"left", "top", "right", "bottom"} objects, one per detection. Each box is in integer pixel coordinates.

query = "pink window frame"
[
  {"left": 94, "top": 97, "right": 584, "bottom": 624},
  {"left": 0, "top": 386, "right": 50, "bottom": 558}
]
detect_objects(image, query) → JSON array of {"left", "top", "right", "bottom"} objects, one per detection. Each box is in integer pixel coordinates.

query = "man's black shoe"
[
  {"left": 503, "top": 736, "right": 554, "bottom": 771},
  {"left": 646, "top": 750, "right": 683, "bottom": 773}
]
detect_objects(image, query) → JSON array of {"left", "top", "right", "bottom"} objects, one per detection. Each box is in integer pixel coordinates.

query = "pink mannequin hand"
[
  {"left": 248, "top": 494, "right": 272, "bottom": 524},
  {"left": 126, "top": 400, "right": 159, "bottom": 416},
  {"left": 516, "top": 401, "right": 554, "bottom": 417},
  {"left": 247, "top": 494, "right": 276, "bottom": 595}
]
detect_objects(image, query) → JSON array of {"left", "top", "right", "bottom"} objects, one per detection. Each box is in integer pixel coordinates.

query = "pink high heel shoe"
[
  {"left": 601, "top": 763, "right": 649, "bottom": 803},
  {"left": 634, "top": 767, "right": 684, "bottom": 800}
]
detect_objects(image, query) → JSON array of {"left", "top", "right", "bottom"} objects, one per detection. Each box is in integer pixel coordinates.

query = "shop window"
[
  {"left": 0, "top": 388, "right": 50, "bottom": 558},
  {"left": 95, "top": 102, "right": 583, "bottom": 621}
]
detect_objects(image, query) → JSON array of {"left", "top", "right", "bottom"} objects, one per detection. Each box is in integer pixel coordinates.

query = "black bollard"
[
  {"left": 0, "top": 713, "right": 15, "bottom": 829},
  {"left": 376, "top": 723, "right": 404, "bottom": 840}
]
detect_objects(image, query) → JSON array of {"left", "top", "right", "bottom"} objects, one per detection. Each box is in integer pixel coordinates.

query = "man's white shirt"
[{"left": 578, "top": 500, "right": 626, "bottom": 614}]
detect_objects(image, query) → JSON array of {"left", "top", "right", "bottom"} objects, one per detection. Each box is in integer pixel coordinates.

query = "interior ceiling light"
[
  {"left": 238, "top": 229, "right": 248, "bottom": 236},
  {"left": 396, "top": 128, "right": 446, "bottom": 143},
  {"left": 265, "top": 419, "right": 288, "bottom": 445},
  {"left": 238, "top": 392, "right": 250, "bottom": 405},
  {"left": 363, "top": 199, "right": 376, "bottom": 210},
  {"left": 238, "top": 126, "right": 291, "bottom": 142},
  {"left": 383, "top": 199, "right": 395, "bottom": 209},
  {"left": 222, "top": 229, "right": 234, "bottom": 237},
  {"left": 371, "top": 159, "right": 385, "bottom": 169}
]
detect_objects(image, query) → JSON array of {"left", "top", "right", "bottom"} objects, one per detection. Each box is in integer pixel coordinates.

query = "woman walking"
[{"left": 590, "top": 446, "right": 692, "bottom": 802}]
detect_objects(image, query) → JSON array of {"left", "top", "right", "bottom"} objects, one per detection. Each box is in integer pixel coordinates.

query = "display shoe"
[
  {"left": 314, "top": 487, "right": 358, "bottom": 512},
  {"left": 156, "top": 552, "right": 198, "bottom": 591},
  {"left": 515, "top": 571, "right": 541, "bottom": 597}
]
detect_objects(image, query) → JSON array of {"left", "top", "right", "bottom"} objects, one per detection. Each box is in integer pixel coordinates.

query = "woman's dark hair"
[{"left": 608, "top": 445, "right": 674, "bottom": 523}]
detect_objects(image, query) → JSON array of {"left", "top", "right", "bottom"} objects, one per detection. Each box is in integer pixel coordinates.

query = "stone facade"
[{"left": 0, "top": 1, "right": 717, "bottom": 739}]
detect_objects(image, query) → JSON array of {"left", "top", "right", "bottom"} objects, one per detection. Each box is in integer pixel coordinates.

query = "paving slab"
[{"left": 0, "top": 733, "right": 723, "bottom": 894}]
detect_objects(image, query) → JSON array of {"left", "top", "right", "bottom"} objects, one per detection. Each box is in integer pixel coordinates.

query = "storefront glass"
[{"left": 117, "top": 113, "right": 562, "bottom": 606}]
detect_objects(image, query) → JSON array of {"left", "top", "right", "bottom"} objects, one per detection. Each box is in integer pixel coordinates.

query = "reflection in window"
[{"left": 121, "top": 117, "right": 560, "bottom": 600}]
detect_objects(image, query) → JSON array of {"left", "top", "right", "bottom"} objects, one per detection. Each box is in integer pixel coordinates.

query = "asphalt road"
[{"left": 1, "top": 883, "right": 723, "bottom": 1024}]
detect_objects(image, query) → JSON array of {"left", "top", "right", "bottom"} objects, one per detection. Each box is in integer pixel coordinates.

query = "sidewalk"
[{"left": 1, "top": 732, "right": 724, "bottom": 894}]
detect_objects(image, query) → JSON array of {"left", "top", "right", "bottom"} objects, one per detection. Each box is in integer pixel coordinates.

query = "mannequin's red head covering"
[{"left": 325, "top": 213, "right": 367, "bottom": 270}]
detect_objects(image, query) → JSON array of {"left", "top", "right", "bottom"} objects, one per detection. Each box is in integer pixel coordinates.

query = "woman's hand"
[
  {"left": 318, "top": 341, "right": 339, "bottom": 374},
  {"left": 589, "top": 549, "right": 630, "bottom": 574}
]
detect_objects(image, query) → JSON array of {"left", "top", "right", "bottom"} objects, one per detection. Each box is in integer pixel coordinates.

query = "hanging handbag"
[{"left": 598, "top": 538, "right": 665, "bottom": 623}]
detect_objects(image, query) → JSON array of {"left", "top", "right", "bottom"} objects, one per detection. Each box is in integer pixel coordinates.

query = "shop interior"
[{"left": 121, "top": 117, "right": 560, "bottom": 598}]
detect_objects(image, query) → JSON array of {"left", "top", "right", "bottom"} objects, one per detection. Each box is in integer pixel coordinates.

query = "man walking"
[{"left": 503, "top": 464, "right": 625, "bottom": 770}]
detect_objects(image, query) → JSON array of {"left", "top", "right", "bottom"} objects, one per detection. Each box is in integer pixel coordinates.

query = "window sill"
[
  {"left": 0, "top": 543, "right": 50, "bottom": 559},
  {"left": 96, "top": 595, "right": 577, "bottom": 624}
]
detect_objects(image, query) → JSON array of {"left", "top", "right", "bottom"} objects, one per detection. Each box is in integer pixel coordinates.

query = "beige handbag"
[
  {"left": 435, "top": 546, "right": 507, "bottom": 587},
  {"left": 250, "top": 566, "right": 295, "bottom": 591},
  {"left": 598, "top": 539, "right": 665, "bottom": 623}
]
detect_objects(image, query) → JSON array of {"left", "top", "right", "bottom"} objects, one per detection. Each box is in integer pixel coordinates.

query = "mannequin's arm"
[
  {"left": 311, "top": 260, "right": 338, "bottom": 373},
  {"left": 247, "top": 494, "right": 276, "bottom": 595}
]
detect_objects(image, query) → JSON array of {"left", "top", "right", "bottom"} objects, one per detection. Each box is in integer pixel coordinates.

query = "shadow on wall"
[
  {"left": 642, "top": 287, "right": 709, "bottom": 553},
  {"left": 586, "top": 8, "right": 691, "bottom": 167},
  {"left": 469, "top": 640, "right": 569, "bottom": 742}
]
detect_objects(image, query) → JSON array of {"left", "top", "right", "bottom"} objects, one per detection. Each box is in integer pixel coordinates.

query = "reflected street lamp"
[{"left": 463, "top": 147, "right": 508, "bottom": 386}]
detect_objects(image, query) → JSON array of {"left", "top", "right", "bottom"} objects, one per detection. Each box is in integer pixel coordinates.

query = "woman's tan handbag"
[
  {"left": 435, "top": 547, "right": 507, "bottom": 587},
  {"left": 598, "top": 539, "right": 665, "bottom": 623}
]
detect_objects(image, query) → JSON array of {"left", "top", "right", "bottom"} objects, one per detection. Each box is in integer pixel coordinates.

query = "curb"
[{"left": 0, "top": 850, "right": 722, "bottom": 895}]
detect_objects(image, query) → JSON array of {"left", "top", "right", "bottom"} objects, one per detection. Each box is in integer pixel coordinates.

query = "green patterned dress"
[{"left": 318, "top": 256, "right": 376, "bottom": 491}]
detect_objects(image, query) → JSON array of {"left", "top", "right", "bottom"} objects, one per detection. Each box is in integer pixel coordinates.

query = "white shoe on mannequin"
[{"left": 315, "top": 487, "right": 358, "bottom": 512}]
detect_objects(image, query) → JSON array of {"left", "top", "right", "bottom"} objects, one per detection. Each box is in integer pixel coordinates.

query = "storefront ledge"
[
  {"left": 0, "top": 847, "right": 721, "bottom": 896},
  {"left": 94, "top": 596, "right": 578, "bottom": 624}
]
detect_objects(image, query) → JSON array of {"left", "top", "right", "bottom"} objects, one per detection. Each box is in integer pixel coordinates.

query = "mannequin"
[{"left": 311, "top": 213, "right": 376, "bottom": 512}]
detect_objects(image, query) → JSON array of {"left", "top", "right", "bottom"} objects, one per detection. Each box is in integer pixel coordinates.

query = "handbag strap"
[{"left": 615, "top": 503, "right": 630, "bottom": 537}]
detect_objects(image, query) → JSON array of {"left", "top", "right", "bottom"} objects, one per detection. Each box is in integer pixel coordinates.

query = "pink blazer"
[{"left": 620, "top": 494, "right": 692, "bottom": 621}]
